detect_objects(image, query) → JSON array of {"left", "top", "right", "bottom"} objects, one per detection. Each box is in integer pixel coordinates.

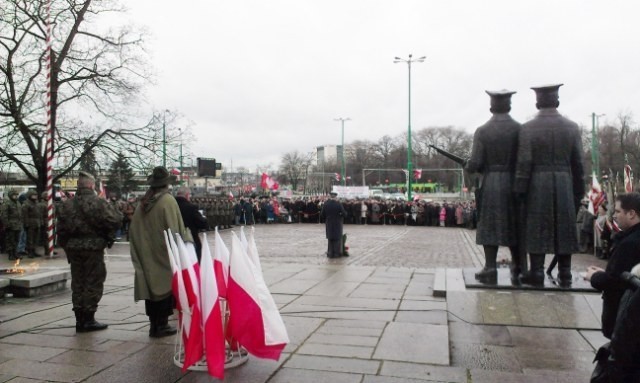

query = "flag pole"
[{"left": 44, "top": 0, "right": 55, "bottom": 258}]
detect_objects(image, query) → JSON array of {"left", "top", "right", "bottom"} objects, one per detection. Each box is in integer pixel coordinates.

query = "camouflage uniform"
[
  {"left": 1, "top": 189, "right": 23, "bottom": 260},
  {"left": 57, "top": 181, "right": 122, "bottom": 332},
  {"left": 22, "top": 190, "right": 42, "bottom": 257}
]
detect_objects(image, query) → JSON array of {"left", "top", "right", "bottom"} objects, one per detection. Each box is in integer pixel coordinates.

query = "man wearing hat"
[
  {"left": 57, "top": 171, "right": 123, "bottom": 332},
  {"left": 514, "top": 84, "right": 585, "bottom": 287},
  {"left": 466, "top": 90, "right": 522, "bottom": 284},
  {"left": 320, "top": 191, "right": 347, "bottom": 258},
  {"left": 129, "top": 166, "right": 192, "bottom": 337},
  {"left": 1, "top": 189, "right": 23, "bottom": 260}
]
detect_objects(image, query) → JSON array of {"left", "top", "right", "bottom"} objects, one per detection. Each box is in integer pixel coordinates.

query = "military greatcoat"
[
  {"left": 514, "top": 109, "right": 585, "bottom": 254},
  {"left": 466, "top": 113, "right": 521, "bottom": 246},
  {"left": 129, "top": 191, "right": 192, "bottom": 302}
]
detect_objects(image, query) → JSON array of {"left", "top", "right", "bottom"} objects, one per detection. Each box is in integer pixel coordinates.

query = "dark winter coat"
[
  {"left": 514, "top": 108, "right": 585, "bottom": 254},
  {"left": 320, "top": 198, "right": 347, "bottom": 240},
  {"left": 466, "top": 113, "right": 521, "bottom": 246},
  {"left": 591, "top": 223, "right": 640, "bottom": 339},
  {"left": 176, "top": 196, "right": 209, "bottom": 260}
]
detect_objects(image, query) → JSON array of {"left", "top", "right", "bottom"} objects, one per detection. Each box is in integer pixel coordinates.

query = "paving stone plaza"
[{"left": 0, "top": 224, "right": 608, "bottom": 382}]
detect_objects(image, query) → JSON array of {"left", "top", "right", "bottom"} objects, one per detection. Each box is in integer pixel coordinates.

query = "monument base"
[{"left": 463, "top": 267, "right": 596, "bottom": 292}]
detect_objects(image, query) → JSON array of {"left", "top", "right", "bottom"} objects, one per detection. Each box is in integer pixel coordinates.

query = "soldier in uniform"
[
  {"left": 57, "top": 171, "right": 123, "bottom": 332},
  {"left": 22, "top": 190, "right": 42, "bottom": 258},
  {"left": 514, "top": 84, "right": 585, "bottom": 287},
  {"left": 1, "top": 189, "right": 23, "bottom": 260},
  {"left": 466, "top": 90, "right": 522, "bottom": 284}
]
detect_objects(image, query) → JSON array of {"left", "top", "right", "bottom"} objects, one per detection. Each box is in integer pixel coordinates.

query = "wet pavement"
[{"left": 0, "top": 224, "right": 608, "bottom": 382}]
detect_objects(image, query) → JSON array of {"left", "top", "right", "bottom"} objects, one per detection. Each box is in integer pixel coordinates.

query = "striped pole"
[{"left": 44, "top": 0, "right": 55, "bottom": 257}]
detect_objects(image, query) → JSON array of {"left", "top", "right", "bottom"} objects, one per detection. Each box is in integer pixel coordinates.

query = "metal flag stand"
[{"left": 173, "top": 298, "right": 249, "bottom": 371}]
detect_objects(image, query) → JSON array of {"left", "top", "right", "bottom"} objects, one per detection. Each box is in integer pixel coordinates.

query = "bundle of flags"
[
  {"left": 165, "top": 227, "right": 289, "bottom": 379},
  {"left": 260, "top": 173, "right": 279, "bottom": 190},
  {"left": 588, "top": 172, "right": 606, "bottom": 215}
]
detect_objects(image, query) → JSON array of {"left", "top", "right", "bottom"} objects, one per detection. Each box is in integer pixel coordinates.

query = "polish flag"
[
  {"left": 239, "top": 226, "right": 249, "bottom": 253},
  {"left": 624, "top": 164, "right": 633, "bottom": 193},
  {"left": 413, "top": 168, "right": 422, "bottom": 180},
  {"left": 226, "top": 232, "right": 289, "bottom": 360},
  {"left": 247, "top": 226, "right": 263, "bottom": 273},
  {"left": 589, "top": 172, "right": 606, "bottom": 215},
  {"left": 175, "top": 235, "right": 204, "bottom": 371},
  {"left": 213, "top": 227, "right": 229, "bottom": 298},
  {"left": 164, "top": 230, "right": 191, "bottom": 345},
  {"left": 199, "top": 233, "right": 225, "bottom": 379}
]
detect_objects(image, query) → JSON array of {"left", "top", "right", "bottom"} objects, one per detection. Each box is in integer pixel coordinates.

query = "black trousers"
[
  {"left": 327, "top": 239, "right": 342, "bottom": 257},
  {"left": 145, "top": 295, "right": 175, "bottom": 319}
]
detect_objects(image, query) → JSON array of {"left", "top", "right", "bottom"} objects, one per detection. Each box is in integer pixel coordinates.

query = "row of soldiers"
[
  {"left": 191, "top": 197, "right": 235, "bottom": 230},
  {"left": 0, "top": 189, "right": 51, "bottom": 260}
]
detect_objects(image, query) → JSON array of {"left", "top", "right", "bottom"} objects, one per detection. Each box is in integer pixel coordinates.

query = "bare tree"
[
  {"left": 0, "top": 0, "right": 176, "bottom": 192},
  {"left": 278, "top": 151, "right": 312, "bottom": 192}
]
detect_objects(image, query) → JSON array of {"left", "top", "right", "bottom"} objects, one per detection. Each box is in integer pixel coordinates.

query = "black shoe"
[
  {"left": 520, "top": 272, "right": 545, "bottom": 287},
  {"left": 150, "top": 324, "right": 177, "bottom": 338},
  {"left": 77, "top": 311, "right": 108, "bottom": 333}
]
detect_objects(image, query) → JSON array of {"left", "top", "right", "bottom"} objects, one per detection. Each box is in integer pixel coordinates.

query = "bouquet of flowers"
[{"left": 342, "top": 233, "right": 349, "bottom": 257}]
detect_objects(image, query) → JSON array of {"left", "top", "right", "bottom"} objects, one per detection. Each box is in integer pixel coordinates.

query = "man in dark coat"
[
  {"left": 320, "top": 192, "right": 347, "bottom": 258},
  {"left": 57, "top": 171, "right": 123, "bottom": 333},
  {"left": 586, "top": 192, "right": 640, "bottom": 339},
  {"left": 175, "top": 186, "right": 209, "bottom": 261},
  {"left": 466, "top": 90, "right": 521, "bottom": 283},
  {"left": 514, "top": 84, "right": 585, "bottom": 287}
]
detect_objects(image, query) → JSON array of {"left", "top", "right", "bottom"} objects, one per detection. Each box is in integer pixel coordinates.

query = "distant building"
[{"left": 314, "top": 145, "right": 343, "bottom": 167}]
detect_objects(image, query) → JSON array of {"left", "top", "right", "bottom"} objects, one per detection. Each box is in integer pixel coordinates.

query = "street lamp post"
[
  {"left": 334, "top": 117, "right": 351, "bottom": 186},
  {"left": 591, "top": 112, "right": 605, "bottom": 178},
  {"left": 394, "top": 54, "right": 426, "bottom": 201}
]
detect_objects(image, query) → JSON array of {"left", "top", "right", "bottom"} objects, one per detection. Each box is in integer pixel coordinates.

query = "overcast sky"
[{"left": 124, "top": 0, "right": 640, "bottom": 172}]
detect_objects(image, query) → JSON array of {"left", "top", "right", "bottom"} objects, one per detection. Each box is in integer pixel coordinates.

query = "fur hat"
[{"left": 147, "top": 166, "right": 176, "bottom": 188}]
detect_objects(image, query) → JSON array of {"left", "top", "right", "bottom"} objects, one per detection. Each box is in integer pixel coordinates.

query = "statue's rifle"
[{"left": 429, "top": 144, "right": 482, "bottom": 213}]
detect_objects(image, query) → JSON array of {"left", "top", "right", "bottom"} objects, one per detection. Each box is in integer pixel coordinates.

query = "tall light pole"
[
  {"left": 334, "top": 117, "right": 351, "bottom": 186},
  {"left": 591, "top": 112, "right": 605, "bottom": 178},
  {"left": 394, "top": 54, "right": 426, "bottom": 201}
]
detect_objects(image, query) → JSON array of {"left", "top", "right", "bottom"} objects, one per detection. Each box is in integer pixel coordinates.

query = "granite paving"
[{"left": 0, "top": 224, "right": 606, "bottom": 382}]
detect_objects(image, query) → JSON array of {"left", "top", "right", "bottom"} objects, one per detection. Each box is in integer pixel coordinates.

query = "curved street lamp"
[{"left": 394, "top": 54, "right": 426, "bottom": 201}]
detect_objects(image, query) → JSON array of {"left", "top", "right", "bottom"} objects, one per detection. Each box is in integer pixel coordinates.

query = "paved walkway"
[{"left": 0, "top": 225, "right": 607, "bottom": 382}]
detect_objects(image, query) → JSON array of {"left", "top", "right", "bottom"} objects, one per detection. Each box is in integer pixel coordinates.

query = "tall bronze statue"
[
  {"left": 514, "top": 84, "right": 585, "bottom": 287},
  {"left": 466, "top": 90, "right": 522, "bottom": 284}
]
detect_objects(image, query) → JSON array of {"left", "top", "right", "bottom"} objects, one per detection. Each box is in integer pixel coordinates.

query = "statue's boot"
[
  {"left": 557, "top": 254, "right": 572, "bottom": 288},
  {"left": 509, "top": 245, "right": 522, "bottom": 285},
  {"left": 475, "top": 246, "right": 498, "bottom": 284},
  {"left": 520, "top": 253, "right": 545, "bottom": 287}
]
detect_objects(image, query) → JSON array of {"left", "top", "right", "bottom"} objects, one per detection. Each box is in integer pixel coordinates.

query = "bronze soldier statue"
[
  {"left": 466, "top": 90, "right": 522, "bottom": 284},
  {"left": 57, "top": 171, "right": 123, "bottom": 332},
  {"left": 514, "top": 84, "right": 585, "bottom": 287}
]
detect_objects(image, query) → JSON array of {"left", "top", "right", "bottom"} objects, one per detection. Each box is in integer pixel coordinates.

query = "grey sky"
[{"left": 125, "top": 0, "right": 640, "bottom": 172}]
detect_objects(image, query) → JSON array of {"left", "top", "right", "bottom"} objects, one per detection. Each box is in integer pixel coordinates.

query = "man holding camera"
[{"left": 57, "top": 171, "right": 123, "bottom": 333}]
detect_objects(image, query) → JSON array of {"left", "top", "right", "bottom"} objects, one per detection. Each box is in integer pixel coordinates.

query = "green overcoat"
[{"left": 129, "top": 191, "right": 192, "bottom": 301}]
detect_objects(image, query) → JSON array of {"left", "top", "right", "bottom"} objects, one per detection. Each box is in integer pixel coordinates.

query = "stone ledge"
[{"left": 9, "top": 270, "right": 71, "bottom": 288}]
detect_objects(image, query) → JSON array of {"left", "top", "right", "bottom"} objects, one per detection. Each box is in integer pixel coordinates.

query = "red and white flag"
[
  {"left": 334, "top": 173, "right": 341, "bottom": 182},
  {"left": 240, "top": 226, "right": 249, "bottom": 253},
  {"left": 589, "top": 172, "right": 606, "bottom": 215},
  {"left": 625, "top": 164, "right": 633, "bottom": 193},
  {"left": 165, "top": 230, "right": 191, "bottom": 347},
  {"left": 199, "top": 233, "right": 225, "bottom": 379},
  {"left": 413, "top": 169, "right": 422, "bottom": 180},
  {"left": 226, "top": 232, "right": 289, "bottom": 360},
  {"left": 213, "top": 227, "right": 229, "bottom": 298},
  {"left": 175, "top": 235, "right": 204, "bottom": 371},
  {"left": 261, "top": 173, "right": 278, "bottom": 190}
]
